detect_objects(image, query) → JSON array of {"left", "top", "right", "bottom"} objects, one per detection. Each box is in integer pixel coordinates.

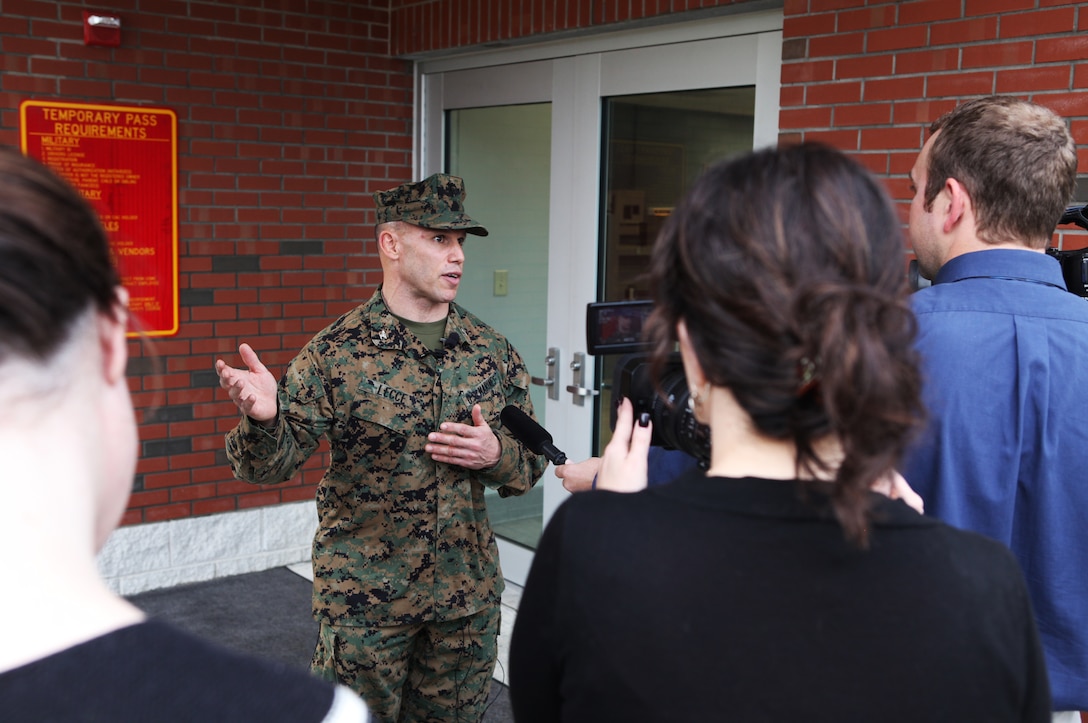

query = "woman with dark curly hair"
[{"left": 509, "top": 142, "right": 1050, "bottom": 722}]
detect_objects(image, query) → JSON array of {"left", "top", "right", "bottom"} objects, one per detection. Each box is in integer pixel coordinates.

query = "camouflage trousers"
[{"left": 310, "top": 604, "right": 499, "bottom": 723}]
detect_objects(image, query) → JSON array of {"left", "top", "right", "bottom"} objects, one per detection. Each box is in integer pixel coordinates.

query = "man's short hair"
[{"left": 926, "top": 95, "right": 1077, "bottom": 248}]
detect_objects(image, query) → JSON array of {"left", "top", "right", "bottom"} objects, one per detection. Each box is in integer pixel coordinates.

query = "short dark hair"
[
  {"left": 926, "top": 95, "right": 1077, "bottom": 248},
  {"left": 647, "top": 142, "right": 923, "bottom": 545},
  {"left": 0, "top": 146, "right": 120, "bottom": 364}
]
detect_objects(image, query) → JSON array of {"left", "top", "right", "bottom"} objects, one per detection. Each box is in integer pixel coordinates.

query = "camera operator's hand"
[
  {"left": 596, "top": 398, "right": 653, "bottom": 493},
  {"left": 555, "top": 457, "right": 601, "bottom": 493}
]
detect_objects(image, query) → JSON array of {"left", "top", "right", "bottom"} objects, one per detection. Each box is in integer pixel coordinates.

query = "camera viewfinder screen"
[{"left": 586, "top": 300, "right": 654, "bottom": 355}]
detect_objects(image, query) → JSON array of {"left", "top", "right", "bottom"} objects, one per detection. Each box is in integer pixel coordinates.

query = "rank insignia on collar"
[{"left": 379, "top": 329, "right": 388, "bottom": 341}]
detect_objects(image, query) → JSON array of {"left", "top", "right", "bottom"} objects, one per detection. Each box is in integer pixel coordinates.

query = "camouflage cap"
[{"left": 373, "top": 173, "right": 489, "bottom": 236}]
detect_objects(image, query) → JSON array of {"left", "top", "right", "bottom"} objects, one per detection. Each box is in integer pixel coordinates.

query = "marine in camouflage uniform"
[{"left": 220, "top": 174, "right": 547, "bottom": 722}]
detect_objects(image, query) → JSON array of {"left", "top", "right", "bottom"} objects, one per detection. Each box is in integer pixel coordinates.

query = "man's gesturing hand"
[
  {"left": 214, "top": 343, "right": 279, "bottom": 424},
  {"left": 427, "top": 404, "right": 502, "bottom": 470}
]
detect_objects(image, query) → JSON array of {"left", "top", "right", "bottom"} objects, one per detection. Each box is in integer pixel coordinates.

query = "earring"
[
  {"left": 797, "top": 356, "right": 820, "bottom": 396},
  {"left": 687, "top": 382, "right": 710, "bottom": 412}
]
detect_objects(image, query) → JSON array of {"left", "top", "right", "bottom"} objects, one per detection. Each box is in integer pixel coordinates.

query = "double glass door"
[{"left": 420, "top": 12, "right": 783, "bottom": 584}]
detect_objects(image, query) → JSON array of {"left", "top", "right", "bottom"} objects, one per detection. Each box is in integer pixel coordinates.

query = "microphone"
[
  {"left": 434, "top": 332, "right": 460, "bottom": 359},
  {"left": 500, "top": 405, "right": 568, "bottom": 465}
]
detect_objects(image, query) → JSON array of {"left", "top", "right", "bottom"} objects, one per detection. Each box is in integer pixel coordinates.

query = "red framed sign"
[{"left": 19, "top": 100, "right": 179, "bottom": 337}]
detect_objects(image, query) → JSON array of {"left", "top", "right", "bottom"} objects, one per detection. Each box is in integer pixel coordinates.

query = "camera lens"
[{"left": 613, "top": 353, "right": 710, "bottom": 464}]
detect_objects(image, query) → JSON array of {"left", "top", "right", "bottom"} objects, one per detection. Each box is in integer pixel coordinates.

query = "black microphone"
[
  {"left": 434, "top": 332, "right": 459, "bottom": 359},
  {"left": 500, "top": 405, "right": 568, "bottom": 465}
]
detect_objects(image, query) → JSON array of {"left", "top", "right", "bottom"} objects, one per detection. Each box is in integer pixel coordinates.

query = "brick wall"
[
  {"left": 389, "top": 0, "right": 754, "bottom": 56},
  {"left": 778, "top": 0, "right": 1088, "bottom": 246},
  {"left": 0, "top": 0, "right": 412, "bottom": 526}
]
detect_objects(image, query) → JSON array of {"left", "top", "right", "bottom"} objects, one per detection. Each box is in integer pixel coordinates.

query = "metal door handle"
[
  {"left": 565, "top": 352, "right": 599, "bottom": 406},
  {"left": 530, "top": 347, "right": 560, "bottom": 400}
]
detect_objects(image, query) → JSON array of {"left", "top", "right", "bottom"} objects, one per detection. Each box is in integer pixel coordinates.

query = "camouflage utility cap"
[{"left": 374, "top": 173, "right": 489, "bottom": 236}]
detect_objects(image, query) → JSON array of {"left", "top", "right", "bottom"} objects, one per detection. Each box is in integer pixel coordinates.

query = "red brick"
[
  {"left": 118, "top": 509, "right": 144, "bottom": 526},
  {"left": 898, "top": 0, "right": 962, "bottom": 25},
  {"left": 282, "top": 486, "right": 319, "bottom": 503},
  {"left": 144, "top": 470, "right": 193, "bottom": 490},
  {"left": 33, "top": 56, "right": 92, "bottom": 77},
  {"left": 1000, "top": 8, "right": 1077, "bottom": 39},
  {"left": 965, "top": 0, "right": 1035, "bottom": 14},
  {"left": 996, "top": 66, "right": 1074, "bottom": 94},
  {"left": 927, "top": 71, "right": 996, "bottom": 97},
  {"left": 850, "top": 151, "right": 891, "bottom": 176},
  {"left": 783, "top": 11, "right": 831, "bottom": 38},
  {"left": 128, "top": 490, "right": 171, "bottom": 508},
  {"left": 893, "top": 99, "right": 958, "bottom": 126},
  {"left": 1037, "top": 36, "right": 1088, "bottom": 63},
  {"left": 860, "top": 126, "right": 928, "bottom": 151},
  {"left": 836, "top": 54, "right": 894, "bottom": 79},
  {"left": 866, "top": 25, "right": 929, "bottom": 53},
  {"left": 4, "top": 0, "right": 61, "bottom": 19},
  {"left": 929, "top": 17, "right": 998, "bottom": 47},
  {"left": 1067, "top": 119, "right": 1088, "bottom": 146},
  {"left": 963, "top": 40, "right": 1035, "bottom": 68},
  {"left": 193, "top": 498, "right": 238, "bottom": 516},
  {"left": 1035, "top": 92, "right": 1088, "bottom": 119},
  {"left": 895, "top": 48, "right": 962, "bottom": 75},
  {"left": 809, "top": 32, "right": 865, "bottom": 58},
  {"left": 144, "top": 504, "right": 193, "bottom": 522},
  {"left": 864, "top": 77, "right": 925, "bottom": 102},
  {"left": 802, "top": 128, "right": 861, "bottom": 151},
  {"left": 779, "top": 105, "right": 834, "bottom": 131},
  {"left": 836, "top": 6, "right": 896, "bottom": 33},
  {"left": 236, "top": 489, "right": 286, "bottom": 508},
  {"left": 835, "top": 102, "right": 893, "bottom": 127},
  {"left": 782, "top": 58, "right": 835, "bottom": 85}
]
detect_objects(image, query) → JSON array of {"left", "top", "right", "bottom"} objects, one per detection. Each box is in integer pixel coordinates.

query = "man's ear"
[
  {"left": 377, "top": 225, "right": 400, "bottom": 259},
  {"left": 942, "top": 177, "right": 972, "bottom": 235},
  {"left": 99, "top": 287, "right": 129, "bottom": 386}
]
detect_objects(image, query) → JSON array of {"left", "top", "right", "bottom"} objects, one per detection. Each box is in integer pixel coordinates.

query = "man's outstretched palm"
[{"left": 215, "top": 343, "right": 279, "bottom": 423}]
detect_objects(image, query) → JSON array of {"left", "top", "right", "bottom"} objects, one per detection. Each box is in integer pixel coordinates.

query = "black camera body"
[
  {"left": 586, "top": 301, "right": 710, "bottom": 464},
  {"left": 1047, "top": 247, "right": 1088, "bottom": 297}
]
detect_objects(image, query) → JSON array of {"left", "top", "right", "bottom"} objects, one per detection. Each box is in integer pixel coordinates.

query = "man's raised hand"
[{"left": 215, "top": 343, "right": 279, "bottom": 424}]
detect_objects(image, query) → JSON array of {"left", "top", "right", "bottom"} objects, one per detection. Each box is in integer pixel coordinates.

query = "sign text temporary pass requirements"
[{"left": 20, "top": 100, "right": 179, "bottom": 337}]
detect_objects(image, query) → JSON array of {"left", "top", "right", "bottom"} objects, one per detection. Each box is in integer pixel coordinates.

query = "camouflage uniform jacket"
[{"left": 225, "top": 288, "right": 547, "bottom": 627}]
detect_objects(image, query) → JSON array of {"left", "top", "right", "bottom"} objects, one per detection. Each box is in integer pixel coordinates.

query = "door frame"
[{"left": 416, "top": 9, "right": 783, "bottom": 584}]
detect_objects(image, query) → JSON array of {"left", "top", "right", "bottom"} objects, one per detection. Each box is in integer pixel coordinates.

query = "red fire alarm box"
[{"left": 83, "top": 11, "right": 121, "bottom": 47}]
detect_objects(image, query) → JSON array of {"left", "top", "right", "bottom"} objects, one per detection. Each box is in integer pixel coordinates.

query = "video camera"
[
  {"left": 1049, "top": 204, "right": 1088, "bottom": 297},
  {"left": 586, "top": 300, "right": 710, "bottom": 464}
]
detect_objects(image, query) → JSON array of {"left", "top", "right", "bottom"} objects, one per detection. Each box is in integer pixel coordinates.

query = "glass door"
[
  {"left": 446, "top": 102, "right": 552, "bottom": 549},
  {"left": 418, "top": 11, "right": 782, "bottom": 585},
  {"left": 595, "top": 88, "right": 756, "bottom": 449}
]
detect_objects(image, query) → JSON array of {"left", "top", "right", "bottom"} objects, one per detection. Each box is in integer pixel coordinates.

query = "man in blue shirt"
[{"left": 902, "top": 95, "right": 1088, "bottom": 718}]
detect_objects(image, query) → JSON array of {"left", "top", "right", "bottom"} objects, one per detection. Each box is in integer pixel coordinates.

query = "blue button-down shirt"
[{"left": 903, "top": 248, "right": 1088, "bottom": 709}]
